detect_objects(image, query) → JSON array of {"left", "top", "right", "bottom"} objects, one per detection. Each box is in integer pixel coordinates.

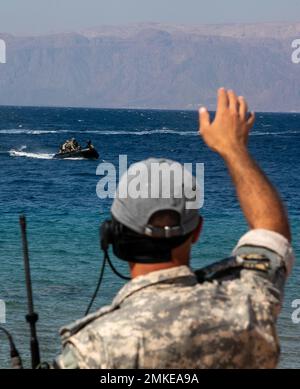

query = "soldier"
[
  {"left": 86, "top": 140, "right": 93, "bottom": 150},
  {"left": 55, "top": 88, "right": 294, "bottom": 369},
  {"left": 67, "top": 138, "right": 78, "bottom": 151},
  {"left": 61, "top": 139, "right": 72, "bottom": 152}
]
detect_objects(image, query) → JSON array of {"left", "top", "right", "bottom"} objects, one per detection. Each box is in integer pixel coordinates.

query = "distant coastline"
[{"left": 1, "top": 22, "right": 300, "bottom": 112}]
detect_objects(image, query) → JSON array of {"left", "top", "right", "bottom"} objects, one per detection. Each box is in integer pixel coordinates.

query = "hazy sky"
[{"left": 0, "top": 0, "right": 300, "bottom": 35}]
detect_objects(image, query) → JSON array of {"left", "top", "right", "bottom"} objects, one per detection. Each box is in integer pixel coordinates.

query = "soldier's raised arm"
[
  {"left": 198, "top": 88, "right": 294, "bottom": 368},
  {"left": 199, "top": 88, "right": 291, "bottom": 242}
]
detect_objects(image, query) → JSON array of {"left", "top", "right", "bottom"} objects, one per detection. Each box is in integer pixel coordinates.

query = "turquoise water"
[{"left": 0, "top": 107, "right": 299, "bottom": 368}]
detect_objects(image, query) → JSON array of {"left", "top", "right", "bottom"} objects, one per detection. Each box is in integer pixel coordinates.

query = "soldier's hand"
[{"left": 198, "top": 88, "right": 255, "bottom": 158}]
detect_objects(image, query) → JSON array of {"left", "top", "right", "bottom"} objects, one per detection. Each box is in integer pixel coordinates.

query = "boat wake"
[
  {"left": 9, "top": 146, "right": 87, "bottom": 160},
  {"left": 9, "top": 146, "right": 54, "bottom": 159},
  {"left": 60, "top": 157, "right": 85, "bottom": 160},
  {"left": 9, "top": 149, "right": 54, "bottom": 159}
]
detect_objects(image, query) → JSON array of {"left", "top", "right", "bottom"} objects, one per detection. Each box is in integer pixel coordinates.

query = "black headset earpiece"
[
  {"left": 100, "top": 219, "right": 131, "bottom": 281},
  {"left": 85, "top": 219, "right": 130, "bottom": 316},
  {"left": 100, "top": 220, "right": 114, "bottom": 251}
]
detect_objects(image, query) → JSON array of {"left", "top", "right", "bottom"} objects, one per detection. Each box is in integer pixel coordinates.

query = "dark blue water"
[{"left": 0, "top": 107, "right": 299, "bottom": 368}]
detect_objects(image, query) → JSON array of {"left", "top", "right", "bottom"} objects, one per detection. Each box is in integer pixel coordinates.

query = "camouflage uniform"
[{"left": 55, "top": 229, "right": 294, "bottom": 369}]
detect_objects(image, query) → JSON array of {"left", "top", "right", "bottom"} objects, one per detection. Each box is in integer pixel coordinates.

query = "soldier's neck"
[{"left": 129, "top": 258, "right": 189, "bottom": 279}]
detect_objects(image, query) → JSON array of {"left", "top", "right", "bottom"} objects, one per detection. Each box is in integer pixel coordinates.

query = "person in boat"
[
  {"left": 60, "top": 138, "right": 80, "bottom": 153},
  {"left": 72, "top": 138, "right": 80, "bottom": 151},
  {"left": 61, "top": 139, "right": 72, "bottom": 152},
  {"left": 55, "top": 88, "right": 293, "bottom": 369},
  {"left": 86, "top": 140, "right": 94, "bottom": 150}
]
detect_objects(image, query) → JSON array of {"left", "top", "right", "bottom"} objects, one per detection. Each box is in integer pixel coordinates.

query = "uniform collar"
[{"left": 113, "top": 265, "right": 196, "bottom": 307}]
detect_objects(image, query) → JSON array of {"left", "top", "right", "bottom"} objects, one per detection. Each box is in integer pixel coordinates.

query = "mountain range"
[{"left": 0, "top": 22, "right": 300, "bottom": 111}]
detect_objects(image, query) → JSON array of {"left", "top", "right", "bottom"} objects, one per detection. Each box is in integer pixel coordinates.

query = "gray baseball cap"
[{"left": 111, "top": 158, "right": 201, "bottom": 238}]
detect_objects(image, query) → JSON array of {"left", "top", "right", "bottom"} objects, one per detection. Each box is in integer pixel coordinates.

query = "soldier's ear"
[{"left": 192, "top": 216, "right": 203, "bottom": 244}]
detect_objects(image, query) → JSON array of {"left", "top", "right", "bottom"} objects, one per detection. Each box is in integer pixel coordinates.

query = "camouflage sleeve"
[
  {"left": 227, "top": 229, "right": 295, "bottom": 368},
  {"left": 232, "top": 228, "right": 295, "bottom": 305}
]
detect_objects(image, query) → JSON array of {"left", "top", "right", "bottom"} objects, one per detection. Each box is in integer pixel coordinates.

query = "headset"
[
  {"left": 100, "top": 217, "right": 192, "bottom": 264},
  {"left": 85, "top": 216, "right": 192, "bottom": 315}
]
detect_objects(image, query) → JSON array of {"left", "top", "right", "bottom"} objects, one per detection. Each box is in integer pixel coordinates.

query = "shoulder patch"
[
  {"left": 195, "top": 254, "right": 272, "bottom": 284},
  {"left": 237, "top": 254, "right": 270, "bottom": 272}
]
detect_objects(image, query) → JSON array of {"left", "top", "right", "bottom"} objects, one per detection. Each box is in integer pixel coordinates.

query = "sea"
[{"left": 0, "top": 106, "right": 299, "bottom": 368}]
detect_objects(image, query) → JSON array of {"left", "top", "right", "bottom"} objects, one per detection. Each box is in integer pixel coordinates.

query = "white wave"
[
  {"left": 1, "top": 128, "right": 299, "bottom": 137},
  {"left": 0, "top": 129, "right": 27, "bottom": 134},
  {"left": 0, "top": 129, "right": 70, "bottom": 135},
  {"left": 60, "top": 157, "right": 85, "bottom": 160},
  {"left": 86, "top": 129, "right": 197, "bottom": 136},
  {"left": 9, "top": 149, "right": 54, "bottom": 159},
  {"left": 0, "top": 128, "right": 196, "bottom": 136},
  {"left": 251, "top": 130, "right": 299, "bottom": 136}
]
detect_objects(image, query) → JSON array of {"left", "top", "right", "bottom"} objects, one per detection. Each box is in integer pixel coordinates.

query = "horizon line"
[{"left": 0, "top": 103, "right": 299, "bottom": 115}]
